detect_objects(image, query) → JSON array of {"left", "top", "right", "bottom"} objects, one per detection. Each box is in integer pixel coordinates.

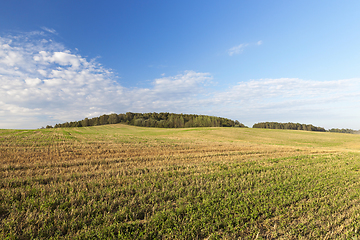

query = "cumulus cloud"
[
  {"left": 0, "top": 32, "right": 359, "bottom": 129},
  {"left": 0, "top": 32, "right": 214, "bottom": 128},
  {"left": 0, "top": 32, "right": 120, "bottom": 128}
]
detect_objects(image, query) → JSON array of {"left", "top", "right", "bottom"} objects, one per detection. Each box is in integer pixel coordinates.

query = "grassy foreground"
[{"left": 1, "top": 125, "right": 360, "bottom": 239}]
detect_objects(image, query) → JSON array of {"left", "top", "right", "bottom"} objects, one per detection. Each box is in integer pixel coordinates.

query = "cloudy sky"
[{"left": 1, "top": 1, "right": 360, "bottom": 129}]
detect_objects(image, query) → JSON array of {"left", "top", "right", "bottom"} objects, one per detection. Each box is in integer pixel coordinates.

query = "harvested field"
[{"left": 1, "top": 124, "right": 360, "bottom": 239}]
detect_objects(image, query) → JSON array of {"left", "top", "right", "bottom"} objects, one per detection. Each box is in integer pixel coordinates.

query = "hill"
[
  {"left": 51, "top": 112, "right": 247, "bottom": 129},
  {"left": 1, "top": 125, "right": 360, "bottom": 238}
]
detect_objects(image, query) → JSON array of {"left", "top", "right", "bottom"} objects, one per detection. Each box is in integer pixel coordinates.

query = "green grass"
[{"left": 1, "top": 124, "right": 360, "bottom": 239}]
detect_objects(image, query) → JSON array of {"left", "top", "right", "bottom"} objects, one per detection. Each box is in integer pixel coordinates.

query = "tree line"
[
  {"left": 328, "top": 128, "right": 360, "bottom": 134},
  {"left": 252, "top": 122, "right": 326, "bottom": 132},
  {"left": 49, "top": 112, "right": 247, "bottom": 129},
  {"left": 251, "top": 122, "right": 360, "bottom": 134}
]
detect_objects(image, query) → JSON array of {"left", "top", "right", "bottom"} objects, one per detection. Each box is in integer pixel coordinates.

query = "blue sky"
[{"left": 1, "top": 0, "right": 360, "bottom": 129}]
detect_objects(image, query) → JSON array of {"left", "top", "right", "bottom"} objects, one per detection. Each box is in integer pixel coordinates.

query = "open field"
[{"left": 1, "top": 124, "right": 360, "bottom": 239}]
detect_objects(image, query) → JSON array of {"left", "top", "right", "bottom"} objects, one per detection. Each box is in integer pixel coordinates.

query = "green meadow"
[{"left": 1, "top": 124, "right": 360, "bottom": 239}]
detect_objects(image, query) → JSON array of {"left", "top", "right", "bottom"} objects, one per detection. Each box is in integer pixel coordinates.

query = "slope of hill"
[{"left": 1, "top": 124, "right": 360, "bottom": 239}]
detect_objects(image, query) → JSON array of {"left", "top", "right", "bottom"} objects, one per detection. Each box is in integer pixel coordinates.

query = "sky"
[{"left": 1, "top": 0, "right": 360, "bottom": 129}]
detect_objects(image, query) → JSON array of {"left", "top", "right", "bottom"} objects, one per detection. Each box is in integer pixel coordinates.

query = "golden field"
[{"left": 1, "top": 124, "right": 360, "bottom": 239}]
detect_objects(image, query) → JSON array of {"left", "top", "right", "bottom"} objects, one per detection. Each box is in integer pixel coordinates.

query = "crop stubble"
[{"left": 1, "top": 125, "right": 360, "bottom": 239}]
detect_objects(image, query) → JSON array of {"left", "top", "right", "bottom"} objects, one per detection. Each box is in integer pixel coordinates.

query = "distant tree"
[
  {"left": 157, "top": 120, "right": 165, "bottom": 128},
  {"left": 108, "top": 114, "right": 119, "bottom": 124},
  {"left": 93, "top": 118, "right": 100, "bottom": 126},
  {"left": 179, "top": 116, "right": 185, "bottom": 128},
  {"left": 99, "top": 115, "right": 108, "bottom": 125},
  {"left": 134, "top": 118, "right": 143, "bottom": 126},
  {"left": 82, "top": 118, "right": 89, "bottom": 127},
  {"left": 126, "top": 112, "right": 134, "bottom": 122}
]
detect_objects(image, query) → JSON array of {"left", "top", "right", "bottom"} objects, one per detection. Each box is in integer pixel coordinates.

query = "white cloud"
[
  {"left": 37, "top": 69, "right": 47, "bottom": 76},
  {"left": 228, "top": 40, "right": 263, "bottom": 56},
  {"left": 0, "top": 32, "right": 359, "bottom": 129},
  {"left": 228, "top": 43, "right": 249, "bottom": 56},
  {"left": 25, "top": 77, "right": 42, "bottom": 87},
  {"left": 0, "top": 32, "right": 215, "bottom": 128},
  {"left": 41, "top": 27, "right": 57, "bottom": 35},
  {"left": 33, "top": 50, "right": 85, "bottom": 69},
  {"left": 206, "top": 78, "right": 360, "bottom": 128},
  {"left": 153, "top": 71, "right": 211, "bottom": 95}
]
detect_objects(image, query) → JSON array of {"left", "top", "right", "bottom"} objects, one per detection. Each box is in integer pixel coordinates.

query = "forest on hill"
[
  {"left": 48, "top": 114, "right": 359, "bottom": 133},
  {"left": 252, "top": 122, "right": 360, "bottom": 134},
  {"left": 51, "top": 112, "right": 247, "bottom": 129},
  {"left": 252, "top": 122, "right": 326, "bottom": 132},
  {"left": 328, "top": 128, "right": 360, "bottom": 134}
]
